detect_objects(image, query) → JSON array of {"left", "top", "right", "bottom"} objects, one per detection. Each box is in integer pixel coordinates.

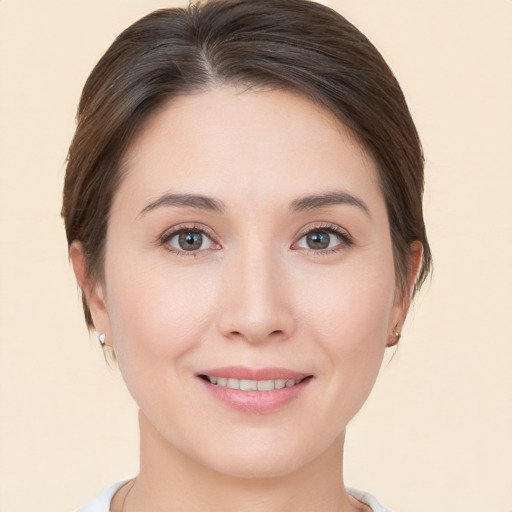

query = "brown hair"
[{"left": 62, "top": 0, "right": 432, "bottom": 329}]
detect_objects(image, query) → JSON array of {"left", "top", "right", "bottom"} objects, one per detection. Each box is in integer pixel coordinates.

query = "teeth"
[
  {"left": 207, "top": 376, "right": 300, "bottom": 391},
  {"left": 227, "top": 378, "right": 238, "bottom": 389},
  {"left": 257, "top": 380, "right": 274, "bottom": 391},
  {"left": 275, "top": 379, "right": 286, "bottom": 389},
  {"left": 239, "top": 379, "right": 257, "bottom": 391}
]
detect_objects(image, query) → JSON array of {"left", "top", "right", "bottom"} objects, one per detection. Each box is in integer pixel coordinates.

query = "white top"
[{"left": 75, "top": 480, "right": 394, "bottom": 512}]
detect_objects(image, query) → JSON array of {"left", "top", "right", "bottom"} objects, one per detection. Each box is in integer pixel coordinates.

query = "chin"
[
  {"left": 191, "top": 433, "right": 326, "bottom": 480},
  {"left": 209, "top": 454, "right": 306, "bottom": 480}
]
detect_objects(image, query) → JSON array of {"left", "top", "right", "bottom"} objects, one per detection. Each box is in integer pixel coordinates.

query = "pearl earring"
[{"left": 98, "top": 333, "right": 106, "bottom": 346}]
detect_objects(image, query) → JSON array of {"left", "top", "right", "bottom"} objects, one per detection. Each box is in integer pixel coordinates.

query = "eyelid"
[
  {"left": 157, "top": 221, "right": 353, "bottom": 256},
  {"left": 292, "top": 222, "right": 354, "bottom": 253},
  {"left": 159, "top": 223, "right": 221, "bottom": 255}
]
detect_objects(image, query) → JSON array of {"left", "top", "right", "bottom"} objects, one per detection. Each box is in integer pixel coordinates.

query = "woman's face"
[{"left": 85, "top": 86, "right": 409, "bottom": 478}]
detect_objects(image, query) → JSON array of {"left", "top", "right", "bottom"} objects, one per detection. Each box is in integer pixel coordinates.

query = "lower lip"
[{"left": 199, "top": 378, "right": 312, "bottom": 414}]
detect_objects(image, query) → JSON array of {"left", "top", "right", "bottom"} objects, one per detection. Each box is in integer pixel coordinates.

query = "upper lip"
[{"left": 197, "top": 366, "right": 311, "bottom": 381}]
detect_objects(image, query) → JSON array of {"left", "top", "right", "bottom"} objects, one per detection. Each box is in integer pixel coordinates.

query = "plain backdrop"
[{"left": 0, "top": 1, "right": 511, "bottom": 511}]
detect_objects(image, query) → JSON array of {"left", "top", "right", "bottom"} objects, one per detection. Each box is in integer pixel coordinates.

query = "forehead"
[{"left": 118, "top": 86, "right": 384, "bottom": 215}]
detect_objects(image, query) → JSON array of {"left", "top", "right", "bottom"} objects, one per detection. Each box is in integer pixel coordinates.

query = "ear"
[
  {"left": 387, "top": 240, "right": 423, "bottom": 347},
  {"left": 69, "top": 241, "right": 112, "bottom": 347}
]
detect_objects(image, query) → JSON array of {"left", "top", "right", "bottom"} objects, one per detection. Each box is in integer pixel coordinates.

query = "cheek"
[
  {"left": 294, "top": 254, "right": 396, "bottom": 392},
  {"left": 297, "top": 255, "right": 396, "bottom": 343},
  {"left": 104, "top": 258, "right": 219, "bottom": 382}
]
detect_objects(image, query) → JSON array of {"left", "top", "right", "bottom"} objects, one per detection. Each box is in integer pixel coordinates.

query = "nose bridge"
[{"left": 218, "top": 237, "right": 294, "bottom": 343}]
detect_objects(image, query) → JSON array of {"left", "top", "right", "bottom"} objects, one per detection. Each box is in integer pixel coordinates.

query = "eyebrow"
[
  {"left": 289, "top": 191, "right": 370, "bottom": 215},
  {"left": 139, "top": 193, "right": 226, "bottom": 216},
  {"left": 139, "top": 190, "right": 369, "bottom": 217}
]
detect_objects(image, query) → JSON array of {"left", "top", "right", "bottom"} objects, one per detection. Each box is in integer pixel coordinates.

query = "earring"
[
  {"left": 98, "top": 333, "right": 106, "bottom": 346},
  {"left": 387, "top": 326, "right": 402, "bottom": 347}
]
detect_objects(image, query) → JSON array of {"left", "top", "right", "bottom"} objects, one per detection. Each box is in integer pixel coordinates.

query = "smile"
[
  {"left": 197, "top": 368, "right": 313, "bottom": 413},
  {"left": 200, "top": 375, "right": 306, "bottom": 391}
]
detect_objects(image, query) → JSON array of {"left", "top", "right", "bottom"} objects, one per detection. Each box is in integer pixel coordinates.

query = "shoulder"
[
  {"left": 346, "top": 486, "right": 396, "bottom": 512},
  {"left": 73, "top": 481, "right": 129, "bottom": 512}
]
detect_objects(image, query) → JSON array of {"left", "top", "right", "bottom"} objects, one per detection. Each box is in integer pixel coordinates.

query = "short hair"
[{"left": 62, "top": 0, "right": 432, "bottom": 328}]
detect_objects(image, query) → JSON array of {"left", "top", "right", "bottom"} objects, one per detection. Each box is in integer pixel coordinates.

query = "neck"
[{"left": 122, "top": 411, "right": 361, "bottom": 512}]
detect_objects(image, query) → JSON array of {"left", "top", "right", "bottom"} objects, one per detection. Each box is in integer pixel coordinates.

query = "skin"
[{"left": 71, "top": 86, "right": 422, "bottom": 512}]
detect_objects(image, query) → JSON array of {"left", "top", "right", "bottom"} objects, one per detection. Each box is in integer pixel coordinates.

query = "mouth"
[
  {"left": 198, "top": 374, "right": 312, "bottom": 391},
  {"left": 196, "top": 366, "right": 313, "bottom": 413}
]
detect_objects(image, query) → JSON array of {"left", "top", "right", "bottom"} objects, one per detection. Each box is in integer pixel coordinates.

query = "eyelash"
[
  {"left": 159, "top": 223, "right": 219, "bottom": 257},
  {"left": 158, "top": 223, "right": 353, "bottom": 257},
  {"left": 294, "top": 223, "right": 354, "bottom": 255}
]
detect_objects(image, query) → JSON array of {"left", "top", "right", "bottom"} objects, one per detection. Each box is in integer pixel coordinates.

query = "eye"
[
  {"left": 162, "top": 227, "right": 218, "bottom": 254},
  {"left": 294, "top": 225, "right": 353, "bottom": 252}
]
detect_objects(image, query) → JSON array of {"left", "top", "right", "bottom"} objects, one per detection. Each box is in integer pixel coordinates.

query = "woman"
[{"left": 63, "top": 0, "right": 431, "bottom": 510}]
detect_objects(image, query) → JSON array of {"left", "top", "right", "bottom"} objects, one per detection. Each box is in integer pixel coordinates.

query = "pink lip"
[{"left": 197, "top": 366, "right": 313, "bottom": 414}]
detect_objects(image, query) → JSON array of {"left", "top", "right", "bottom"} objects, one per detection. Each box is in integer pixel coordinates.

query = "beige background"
[{"left": 1, "top": 1, "right": 511, "bottom": 510}]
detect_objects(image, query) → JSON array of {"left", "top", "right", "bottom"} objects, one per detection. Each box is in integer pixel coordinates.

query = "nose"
[{"left": 216, "top": 249, "right": 295, "bottom": 344}]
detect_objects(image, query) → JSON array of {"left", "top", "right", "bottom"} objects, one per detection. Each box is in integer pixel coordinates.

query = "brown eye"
[
  {"left": 295, "top": 226, "right": 353, "bottom": 252},
  {"left": 168, "top": 230, "right": 212, "bottom": 252},
  {"left": 305, "top": 231, "right": 331, "bottom": 250}
]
